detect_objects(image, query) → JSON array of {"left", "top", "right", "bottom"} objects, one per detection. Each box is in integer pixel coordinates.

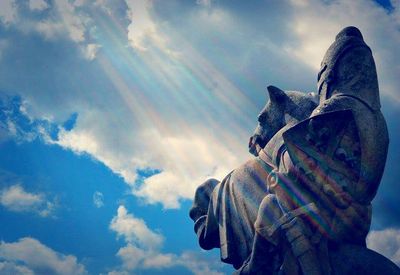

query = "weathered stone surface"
[{"left": 189, "top": 26, "right": 398, "bottom": 275}]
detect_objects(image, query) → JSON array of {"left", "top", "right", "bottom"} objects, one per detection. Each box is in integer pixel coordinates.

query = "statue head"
[
  {"left": 249, "top": 86, "right": 318, "bottom": 156},
  {"left": 317, "top": 26, "right": 380, "bottom": 110}
]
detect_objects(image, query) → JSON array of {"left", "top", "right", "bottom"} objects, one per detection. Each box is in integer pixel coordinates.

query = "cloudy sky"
[{"left": 0, "top": 0, "right": 399, "bottom": 274}]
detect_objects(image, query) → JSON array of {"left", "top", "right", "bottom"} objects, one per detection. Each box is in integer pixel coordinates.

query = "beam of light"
[
  {"left": 55, "top": 2, "right": 378, "bottom": 237},
  {"left": 87, "top": 6, "right": 262, "bottom": 158}
]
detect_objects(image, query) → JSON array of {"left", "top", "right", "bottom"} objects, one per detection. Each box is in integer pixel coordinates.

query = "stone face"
[{"left": 189, "top": 26, "right": 398, "bottom": 275}]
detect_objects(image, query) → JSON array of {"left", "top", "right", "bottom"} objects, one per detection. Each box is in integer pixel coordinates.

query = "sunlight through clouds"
[
  {"left": 42, "top": 1, "right": 253, "bottom": 208},
  {"left": 0, "top": 1, "right": 399, "bottom": 273},
  {"left": 286, "top": 0, "right": 400, "bottom": 103},
  {"left": 1, "top": 0, "right": 399, "bottom": 211}
]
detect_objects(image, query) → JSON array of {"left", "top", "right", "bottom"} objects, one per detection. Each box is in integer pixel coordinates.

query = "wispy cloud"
[
  {"left": 93, "top": 191, "right": 104, "bottom": 208},
  {"left": 0, "top": 237, "right": 87, "bottom": 275},
  {"left": 0, "top": 184, "right": 56, "bottom": 217}
]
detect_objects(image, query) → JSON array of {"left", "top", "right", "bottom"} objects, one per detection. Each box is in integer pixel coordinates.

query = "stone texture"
[{"left": 190, "top": 26, "right": 398, "bottom": 275}]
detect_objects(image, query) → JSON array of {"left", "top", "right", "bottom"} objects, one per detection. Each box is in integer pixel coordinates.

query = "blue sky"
[{"left": 0, "top": 0, "right": 399, "bottom": 274}]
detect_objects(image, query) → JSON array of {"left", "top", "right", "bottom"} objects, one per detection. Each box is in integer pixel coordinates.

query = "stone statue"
[{"left": 189, "top": 26, "right": 400, "bottom": 274}]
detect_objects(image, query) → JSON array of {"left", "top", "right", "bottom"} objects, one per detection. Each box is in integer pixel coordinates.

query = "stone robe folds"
[{"left": 189, "top": 158, "right": 271, "bottom": 269}]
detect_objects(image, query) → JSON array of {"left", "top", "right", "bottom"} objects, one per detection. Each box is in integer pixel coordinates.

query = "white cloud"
[
  {"left": 93, "top": 191, "right": 104, "bottom": 208},
  {"left": 116, "top": 244, "right": 146, "bottom": 270},
  {"left": 142, "top": 252, "right": 174, "bottom": 269},
  {"left": 0, "top": 237, "right": 87, "bottom": 275},
  {"left": 0, "top": 0, "right": 96, "bottom": 60},
  {"left": 0, "top": 185, "right": 41, "bottom": 211},
  {"left": 0, "top": 184, "right": 55, "bottom": 217},
  {"left": 109, "top": 206, "right": 223, "bottom": 274},
  {"left": 367, "top": 228, "right": 400, "bottom": 266},
  {"left": 56, "top": 127, "right": 139, "bottom": 184},
  {"left": 109, "top": 205, "right": 172, "bottom": 271},
  {"left": 116, "top": 244, "right": 174, "bottom": 270},
  {"left": 33, "top": 0, "right": 94, "bottom": 59},
  {"left": 55, "top": 112, "right": 243, "bottom": 209},
  {"left": 0, "top": 0, "right": 17, "bottom": 26},
  {"left": 29, "top": 0, "right": 49, "bottom": 11},
  {"left": 110, "top": 205, "right": 163, "bottom": 249}
]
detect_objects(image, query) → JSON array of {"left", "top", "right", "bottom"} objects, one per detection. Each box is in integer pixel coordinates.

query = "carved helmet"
[{"left": 317, "top": 26, "right": 381, "bottom": 111}]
